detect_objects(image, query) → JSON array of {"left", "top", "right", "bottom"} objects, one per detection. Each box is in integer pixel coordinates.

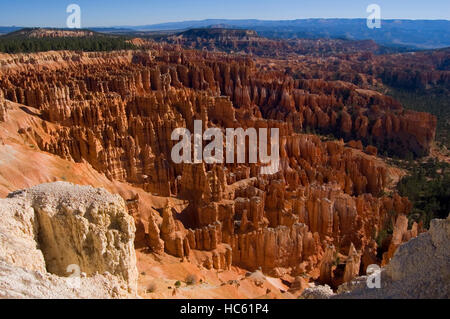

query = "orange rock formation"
[{"left": 0, "top": 46, "right": 428, "bottom": 288}]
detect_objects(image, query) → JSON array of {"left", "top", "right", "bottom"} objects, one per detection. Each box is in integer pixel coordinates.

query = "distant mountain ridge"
[
  {"left": 159, "top": 27, "right": 405, "bottom": 56},
  {"left": 110, "top": 18, "right": 450, "bottom": 49},
  {"left": 2, "top": 19, "right": 449, "bottom": 49},
  {"left": 3, "top": 28, "right": 98, "bottom": 38},
  {"left": 0, "top": 27, "right": 21, "bottom": 35},
  {"left": 178, "top": 28, "right": 259, "bottom": 39},
  {"left": 0, "top": 28, "right": 136, "bottom": 53}
]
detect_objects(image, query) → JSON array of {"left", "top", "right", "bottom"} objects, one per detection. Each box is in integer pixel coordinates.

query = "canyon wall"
[{"left": 0, "top": 48, "right": 427, "bottom": 284}]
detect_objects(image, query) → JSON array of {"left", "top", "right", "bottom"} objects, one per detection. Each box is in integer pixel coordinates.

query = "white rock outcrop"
[
  {"left": 303, "top": 216, "right": 450, "bottom": 299},
  {"left": 0, "top": 260, "right": 131, "bottom": 299},
  {"left": 300, "top": 284, "right": 334, "bottom": 299},
  {"left": 0, "top": 182, "right": 138, "bottom": 298}
]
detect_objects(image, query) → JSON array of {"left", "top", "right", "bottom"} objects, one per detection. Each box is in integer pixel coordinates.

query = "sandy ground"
[{"left": 136, "top": 249, "right": 300, "bottom": 299}]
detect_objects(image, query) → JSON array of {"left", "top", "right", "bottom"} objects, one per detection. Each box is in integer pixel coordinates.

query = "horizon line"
[{"left": 2, "top": 17, "right": 450, "bottom": 29}]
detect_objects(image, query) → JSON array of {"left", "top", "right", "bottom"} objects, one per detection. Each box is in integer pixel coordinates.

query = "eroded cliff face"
[
  {"left": 0, "top": 182, "right": 138, "bottom": 298},
  {"left": 165, "top": 29, "right": 384, "bottom": 57},
  {"left": 0, "top": 90, "right": 7, "bottom": 122},
  {"left": 0, "top": 48, "right": 427, "bottom": 288}
]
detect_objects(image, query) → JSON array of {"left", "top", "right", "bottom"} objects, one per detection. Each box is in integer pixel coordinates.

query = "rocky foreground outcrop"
[
  {"left": 0, "top": 182, "right": 138, "bottom": 298},
  {"left": 302, "top": 216, "right": 450, "bottom": 299}
]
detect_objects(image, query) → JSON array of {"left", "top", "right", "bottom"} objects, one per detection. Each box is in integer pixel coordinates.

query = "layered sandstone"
[{"left": 0, "top": 182, "right": 138, "bottom": 298}]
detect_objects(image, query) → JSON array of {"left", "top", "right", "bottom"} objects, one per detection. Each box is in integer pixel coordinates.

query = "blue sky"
[{"left": 0, "top": 0, "right": 449, "bottom": 27}]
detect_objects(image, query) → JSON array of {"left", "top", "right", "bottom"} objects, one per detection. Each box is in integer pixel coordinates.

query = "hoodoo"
[{"left": 0, "top": 11, "right": 448, "bottom": 301}]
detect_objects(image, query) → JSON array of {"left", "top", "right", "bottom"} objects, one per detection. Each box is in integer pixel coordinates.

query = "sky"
[{"left": 0, "top": 0, "right": 449, "bottom": 28}]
